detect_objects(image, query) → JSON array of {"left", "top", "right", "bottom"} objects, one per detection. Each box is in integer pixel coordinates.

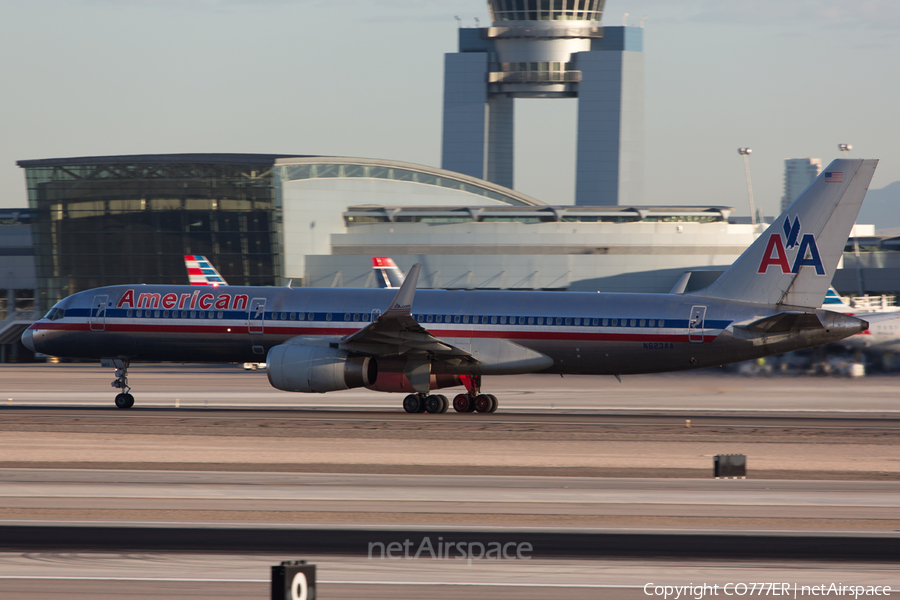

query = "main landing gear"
[
  {"left": 452, "top": 393, "right": 498, "bottom": 413},
  {"left": 403, "top": 393, "right": 449, "bottom": 414},
  {"left": 402, "top": 375, "right": 498, "bottom": 414},
  {"left": 103, "top": 358, "right": 134, "bottom": 409}
]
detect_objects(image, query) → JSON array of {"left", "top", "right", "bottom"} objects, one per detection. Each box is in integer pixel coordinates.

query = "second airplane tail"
[{"left": 690, "top": 158, "right": 878, "bottom": 308}]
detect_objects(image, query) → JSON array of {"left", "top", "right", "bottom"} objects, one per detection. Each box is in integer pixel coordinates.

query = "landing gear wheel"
[
  {"left": 403, "top": 394, "right": 422, "bottom": 414},
  {"left": 475, "top": 394, "right": 493, "bottom": 413},
  {"left": 452, "top": 394, "right": 471, "bottom": 413},
  {"left": 425, "top": 395, "right": 444, "bottom": 414},
  {"left": 109, "top": 359, "right": 133, "bottom": 408},
  {"left": 487, "top": 394, "right": 498, "bottom": 413},
  {"left": 437, "top": 394, "right": 449, "bottom": 413},
  {"left": 114, "top": 393, "right": 134, "bottom": 409}
]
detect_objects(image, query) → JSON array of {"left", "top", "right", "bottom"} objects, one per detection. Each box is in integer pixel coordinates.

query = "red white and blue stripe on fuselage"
[{"left": 34, "top": 286, "right": 730, "bottom": 346}]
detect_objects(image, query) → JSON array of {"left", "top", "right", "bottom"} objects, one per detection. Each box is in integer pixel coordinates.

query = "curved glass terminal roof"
[
  {"left": 488, "top": 0, "right": 605, "bottom": 22},
  {"left": 274, "top": 157, "right": 544, "bottom": 207}
]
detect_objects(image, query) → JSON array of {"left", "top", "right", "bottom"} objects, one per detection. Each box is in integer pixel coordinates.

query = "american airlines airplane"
[
  {"left": 821, "top": 288, "right": 900, "bottom": 353},
  {"left": 23, "top": 159, "right": 877, "bottom": 413},
  {"left": 184, "top": 255, "right": 228, "bottom": 286}
]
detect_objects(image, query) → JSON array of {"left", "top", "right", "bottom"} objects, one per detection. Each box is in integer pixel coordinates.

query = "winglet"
[{"left": 384, "top": 263, "right": 420, "bottom": 316}]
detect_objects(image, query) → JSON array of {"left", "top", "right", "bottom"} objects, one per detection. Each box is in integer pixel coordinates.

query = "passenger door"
[
  {"left": 89, "top": 295, "right": 108, "bottom": 332},
  {"left": 688, "top": 305, "right": 706, "bottom": 343},
  {"left": 248, "top": 298, "right": 266, "bottom": 334}
]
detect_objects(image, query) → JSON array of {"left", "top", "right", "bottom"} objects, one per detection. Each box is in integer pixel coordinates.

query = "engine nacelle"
[
  {"left": 267, "top": 344, "right": 377, "bottom": 393},
  {"left": 365, "top": 372, "right": 462, "bottom": 394}
]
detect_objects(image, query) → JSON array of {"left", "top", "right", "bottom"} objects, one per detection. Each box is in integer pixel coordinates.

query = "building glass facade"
[{"left": 19, "top": 154, "right": 292, "bottom": 311}]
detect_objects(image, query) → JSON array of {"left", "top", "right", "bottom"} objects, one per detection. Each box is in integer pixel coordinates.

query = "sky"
[{"left": 1, "top": 0, "right": 898, "bottom": 218}]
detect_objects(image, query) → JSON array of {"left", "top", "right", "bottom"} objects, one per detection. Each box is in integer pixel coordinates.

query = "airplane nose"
[{"left": 21, "top": 328, "right": 35, "bottom": 353}]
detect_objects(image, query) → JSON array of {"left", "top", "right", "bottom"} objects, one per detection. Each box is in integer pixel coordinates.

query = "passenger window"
[
  {"left": 436, "top": 315, "right": 443, "bottom": 323},
  {"left": 353, "top": 313, "right": 360, "bottom": 322},
  {"left": 290, "top": 312, "right": 296, "bottom": 320},
  {"left": 463, "top": 315, "right": 469, "bottom": 324},
  {"left": 154, "top": 310, "right": 160, "bottom": 318},
  {"left": 630, "top": 319, "right": 636, "bottom": 327},
  {"left": 190, "top": 311, "right": 196, "bottom": 318},
  {"left": 454, "top": 315, "right": 461, "bottom": 323},
  {"left": 127, "top": 310, "right": 133, "bottom": 317},
  {"left": 427, "top": 315, "right": 433, "bottom": 322},
  {"left": 281, "top": 312, "right": 287, "bottom": 320},
  {"left": 574, "top": 318, "right": 581, "bottom": 326},
  {"left": 491, "top": 316, "right": 498, "bottom": 324},
  {"left": 640, "top": 319, "right": 646, "bottom": 327},
  {"left": 648, "top": 319, "right": 655, "bottom": 327},
  {"left": 308, "top": 313, "right": 315, "bottom": 321},
  {"left": 556, "top": 317, "right": 563, "bottom": 325},
  {"left": 601, "top": 319, "right": 607, "bottom": 326},
  {"left": 659, "top": 319, "right": 665, "bottom": 328},
  {"left": 326, "top": 313, "right": 332, "bottom": 321},
  {"left": 537, "top": 317, "right": 543, "bottom": 325},
  {"left": 344, "top": 313, "right": 351, "bottom": 321},
  {"left": 565, "top": 318, "right": 572, "bottom": 326},
  {"left": 611, "top": 319, "right": 618, "bottom": 326},
  {"left": 136, "top": 309, "right": 143, "bottom": 317},
  {"left": 298, "top": 313, "right": 305, "bottom": 321},
  {"left": 528, "top": 317, "right": 534, "bottom": 325},
  {"left": 218, "top": 311, "right": 224, "bottom": 319}
]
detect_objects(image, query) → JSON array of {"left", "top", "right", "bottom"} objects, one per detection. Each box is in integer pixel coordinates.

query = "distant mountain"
[{"left": 857, "top": 181, "right": 900, "bottom": 232}]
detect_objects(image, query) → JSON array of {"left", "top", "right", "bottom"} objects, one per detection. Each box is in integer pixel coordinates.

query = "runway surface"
[
  {"left": 0, "top": 469, "right": 898, "bottom": 532},
  {"left": 2, "top": 363, "right": 900, "bottom": 413},
  {"left": 0, "top": 553, "right": 896, "bottom": 599},
  {"left": 1, "top": 363, "right": 898, "bottom": 597}
]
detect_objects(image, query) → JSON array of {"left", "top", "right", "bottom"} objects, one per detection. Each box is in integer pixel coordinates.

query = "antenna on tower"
[
  {"left": 622, "top": 13, "right": 628, "bottom": 26},
  {"left": 474, "top": 17, "right": 480, "bottom": 27},
  {"left": 454, "top": 15, "right": 461, "bottom": 29},
  {"left": 640, "top": 16, "right": 647, "bottom": 28}
]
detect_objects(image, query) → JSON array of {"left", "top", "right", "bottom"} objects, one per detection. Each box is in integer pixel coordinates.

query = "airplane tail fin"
[
  {"left": 184, "top": 255, "right": 228, "bottom": 286},
  {"left": 689, "top": 158, "right": 877, "bottom": 308},
  {"left": 372, "top": 257, "right": 405, "bottom": 289},
  {"left": 822, "top": 287, "right": 852, "bottom": 313}
]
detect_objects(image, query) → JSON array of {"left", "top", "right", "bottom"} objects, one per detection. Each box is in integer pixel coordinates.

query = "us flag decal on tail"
[{"left": 825, "top": 172, "right": 843, "bottom": 183}]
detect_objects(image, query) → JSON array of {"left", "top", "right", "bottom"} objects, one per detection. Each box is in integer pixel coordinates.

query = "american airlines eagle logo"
[{"left": 756, "top": 215, "right": 825, "bottom": 275}]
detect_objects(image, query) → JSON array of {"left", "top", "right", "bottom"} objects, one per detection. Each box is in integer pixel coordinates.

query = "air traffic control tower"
[{"left": 441, "top": 0, "right": 643, "bottom": 205}]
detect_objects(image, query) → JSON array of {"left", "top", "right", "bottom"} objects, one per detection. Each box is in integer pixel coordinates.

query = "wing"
[{"left": 339, "top": 263, "right": 477, "bottom": 367}]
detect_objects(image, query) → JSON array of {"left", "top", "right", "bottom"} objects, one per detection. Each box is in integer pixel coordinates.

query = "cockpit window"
[{"left": 43, "top": 308, "right": 65, "bottom": 320}]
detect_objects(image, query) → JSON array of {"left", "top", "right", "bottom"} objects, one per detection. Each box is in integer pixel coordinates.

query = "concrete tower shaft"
[{"left": 441, "top": 0, "right": 641, "bottom": 204}]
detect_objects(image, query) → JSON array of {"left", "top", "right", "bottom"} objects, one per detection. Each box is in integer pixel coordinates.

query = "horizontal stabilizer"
[{"left": 733, "top": 312, "right": 824, "bottom": 339}]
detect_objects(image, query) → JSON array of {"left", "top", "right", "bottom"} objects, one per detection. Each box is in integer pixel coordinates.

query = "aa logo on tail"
[{"left": 757, "top": 215, "right": 825, "bottom": 275}]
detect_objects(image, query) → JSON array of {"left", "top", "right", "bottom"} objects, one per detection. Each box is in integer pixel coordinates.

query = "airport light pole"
[
  {"left": 839, "top": 143, "right": 852, "bottom": 158},
  {"left": 737, "top": 148, "right": 757, "bottom": 227}
]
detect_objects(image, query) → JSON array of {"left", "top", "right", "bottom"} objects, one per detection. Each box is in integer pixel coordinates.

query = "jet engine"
[{"left": 267, "top": 344, "right": 377, "bottom": 393}]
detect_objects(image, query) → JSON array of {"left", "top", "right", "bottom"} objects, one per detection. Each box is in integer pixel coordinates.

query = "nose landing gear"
[{"left": 103, "top": 358, "right": 135, "bottom": 409}]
